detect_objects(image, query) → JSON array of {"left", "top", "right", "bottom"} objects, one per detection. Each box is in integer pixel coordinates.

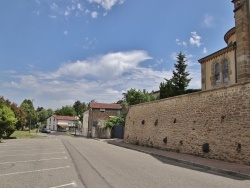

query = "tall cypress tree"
[
  {"left": 160, "top": 52, "right": 191, "bottom": 99},
  {"left": 171, "top": 52, "right": 191, "bottom": 94}
]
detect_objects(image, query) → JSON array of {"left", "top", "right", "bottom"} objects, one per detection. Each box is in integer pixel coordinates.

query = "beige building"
[
  {"left": 46, "top": 115, "right": 77, "bottom": 131},
  {"left": 199, "top": 0, "right": 250, "bottom": 90},
  {"left": 82, "top": 102, "right": 122, "bottom": 137}
]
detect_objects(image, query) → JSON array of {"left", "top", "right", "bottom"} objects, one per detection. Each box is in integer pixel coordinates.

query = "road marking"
[
  {"left": 0, "top": 146, "right": 64, "bottom": 150},
  {"left": 0, "top": 151, "right": 65, "bottom": 157},
  {"left": 49, "top": 181, "right": 77, "bottom": 188},
  {"left": 0, "top": 166, "right": 70, "bottom": 177},
  {"left": 0, "top": 148, "right": 64, "bottom": 152},
  {"left": 0, "top": 157, "right": 68, "bottom": 165}
]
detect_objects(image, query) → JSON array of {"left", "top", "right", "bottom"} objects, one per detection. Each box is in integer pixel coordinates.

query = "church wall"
[{"left": 203, "top": 50, "right": 236, "bottom": 90}]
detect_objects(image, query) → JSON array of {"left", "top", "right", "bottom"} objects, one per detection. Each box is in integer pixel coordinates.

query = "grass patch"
[{"left": 9, "top": 130, "right": 38, "bottom": 139}]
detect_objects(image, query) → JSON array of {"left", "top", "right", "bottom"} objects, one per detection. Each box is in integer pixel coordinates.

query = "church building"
[{"left": 199, "top": 0, "right": 250, "bottom": 91}]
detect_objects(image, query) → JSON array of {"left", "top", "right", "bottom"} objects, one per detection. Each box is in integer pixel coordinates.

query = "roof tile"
[{"left": 89, "top": 102, "right": 121, "bottom": 109}]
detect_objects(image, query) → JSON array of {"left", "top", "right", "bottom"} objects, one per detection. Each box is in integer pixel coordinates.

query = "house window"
[
  {"left": 100, "top": 108, "right": 105, "bottom": 112},
  {"left": 215, "top": 63, "right": 220, "bottom": 83},
  {"left": 223, "top": 59, "right": 229, "bottom": 82}
]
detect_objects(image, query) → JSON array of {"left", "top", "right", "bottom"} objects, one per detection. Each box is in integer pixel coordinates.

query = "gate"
[{"left": 113, "top": 125, "right": 124, "bottom": 139}]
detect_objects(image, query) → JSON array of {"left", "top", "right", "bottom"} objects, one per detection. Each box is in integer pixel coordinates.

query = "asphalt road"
[{"left": 0, "top": 134, "right": 250, "bottom": 188}]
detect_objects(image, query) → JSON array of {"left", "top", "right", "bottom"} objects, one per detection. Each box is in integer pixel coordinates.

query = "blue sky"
[{"left": 0, "top": 0, "right": 235, "bottom": 109}]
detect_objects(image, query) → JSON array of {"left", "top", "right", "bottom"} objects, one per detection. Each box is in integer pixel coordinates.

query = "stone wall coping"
[{"left": 128, "top": 81, "right": 250, "bottom": 108}]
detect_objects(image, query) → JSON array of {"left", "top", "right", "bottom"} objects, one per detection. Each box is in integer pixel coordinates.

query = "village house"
[
  {"left": 46, "top": 115, "right": 78, "bottom": 131},
  {"left": 82, "top": 102, "right": 122, "bottom": 138}
]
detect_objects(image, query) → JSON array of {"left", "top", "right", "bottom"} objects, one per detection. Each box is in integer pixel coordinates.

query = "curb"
[{"left": 108, "top": 141, "right": 250, "bottom": 180}]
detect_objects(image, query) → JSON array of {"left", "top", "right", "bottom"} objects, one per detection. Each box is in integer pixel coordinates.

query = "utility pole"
[{"left": 29, "top": 99, "right": 35, "bottom": 134}]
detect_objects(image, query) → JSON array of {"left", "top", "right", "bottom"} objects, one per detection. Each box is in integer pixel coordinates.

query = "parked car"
[{"left": 41, "top": 128, "right": 51, "bottom": 133}]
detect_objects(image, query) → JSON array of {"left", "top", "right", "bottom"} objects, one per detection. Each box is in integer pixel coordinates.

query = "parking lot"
[{"left": 0, "top": 138, "right": 84, "bottom": 188}]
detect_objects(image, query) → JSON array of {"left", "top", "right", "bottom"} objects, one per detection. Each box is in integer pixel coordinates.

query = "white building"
[
  {"left": 46, "top": 115, "right": 77, "bottom": 131},
  {"left": 82, "top": 111, "right": 89, "bottom": 137}
]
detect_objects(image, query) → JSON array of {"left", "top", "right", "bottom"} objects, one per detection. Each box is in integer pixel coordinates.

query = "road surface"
[{"left": 0, "top": 134, "right": 249, "bottom": 188}]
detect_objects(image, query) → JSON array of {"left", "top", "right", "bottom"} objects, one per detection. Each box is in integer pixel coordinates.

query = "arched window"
[
  {"left": 223, "top": 59, "right": 229, "bottom": 82},
  {"left": 215, "top": 63, "right": 220, "bottom": 82}
]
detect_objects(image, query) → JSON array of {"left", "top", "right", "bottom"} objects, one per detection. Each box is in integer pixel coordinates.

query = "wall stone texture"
[{"left": 124, "top": 82, "right": 250, "bottom": 165}]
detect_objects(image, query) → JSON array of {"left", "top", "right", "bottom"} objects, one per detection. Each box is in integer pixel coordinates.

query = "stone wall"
[
  {"left": 124, "top": 82, "right": 250, "bottom": 165},
  {"left": 233, "top": 0, "right": 250, "bottom": 82}
]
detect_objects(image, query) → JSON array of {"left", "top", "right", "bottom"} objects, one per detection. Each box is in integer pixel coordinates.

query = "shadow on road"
[{"left": 152, "top": 154, "right": 249, "bottom": 181}]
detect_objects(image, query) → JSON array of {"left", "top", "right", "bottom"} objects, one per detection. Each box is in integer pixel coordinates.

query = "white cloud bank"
[
  {"left": 57, "top": 50, "right": 152, "bottom": 79},
  {"left": 0, "top": 50, "right": 201, "bottom": 109}
]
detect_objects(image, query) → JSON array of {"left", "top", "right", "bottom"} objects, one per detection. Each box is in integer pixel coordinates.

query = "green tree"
[
  {"left": 104, "top": 116, "right": 125, "bottom": 128},
  {"left": 0, "top": 100, "right": 17, "bottom": 139},
  {"left": 36, "top": 107, "right": 44, "bottom": 112},
  {"left": 0, "top": 96, "right": 27, "bottom": 130},
  {"left": 73, "top": 100, "right": 87, "bottom": 121},
  {"left": 159, "top": 79, "right": 177, "bottom": 99},
  {"left": 20, "top": 99, "right": 38, "bottom": 129},
  {"left": 172, "top": 52, "right": 191, "bottom": 94},
  {"left": 47, "top": 108, "right": 53, "bottom": 117},
  {"left": 123, "top": 88, "right": 155, "bottom": 105},
  {"left": 37, "top": 109, "right": 48, "bottom": 123},
  {"left": 160, "top": 52, "right": 191, "bottom": 99},
  {"left": 10, "top": 103, "right": 27, "bottom": 130},
  {"left": 55, "top": 105, "right": 76, "bottom": 116}
]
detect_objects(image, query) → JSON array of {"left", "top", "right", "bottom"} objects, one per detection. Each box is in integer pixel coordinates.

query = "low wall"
[
  {"left": 92, "top": 127, "right": 111, "bottom": 139},
  {"left": 124, "top": 82, "right": 250, "bottom": 165}
]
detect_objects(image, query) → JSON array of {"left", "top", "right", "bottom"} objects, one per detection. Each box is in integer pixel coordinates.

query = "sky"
[{"left": 0, "top": 0, "right": 235, "bottom": 110}]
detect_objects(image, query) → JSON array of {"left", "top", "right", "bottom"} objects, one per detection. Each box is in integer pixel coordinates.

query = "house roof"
[
  {"left": 198, "top": 43, "right": 236, "bottom": 64},
  {"left": 89, "top": 102, "right": 122, "bottom": 109},
  {"left": 52, "top": 115, "right": 77, "bottom": 121}
]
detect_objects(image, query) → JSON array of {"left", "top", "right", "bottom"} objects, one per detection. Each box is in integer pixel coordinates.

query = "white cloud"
[
  {"left": 77, "top": 3, "right": 84, "bottom": 11},
  {"left": 87, "top": 0, "right": 126, "bottom": 11},
  {"left": 64, "top": 31, "right": 69, "bottom": 36},
  {"left": 203, "top": 47, "right": 207, "bottom": 54},
  {"left": 176, "top": 39, "right": 187, "bottom": 47},
  {"left": 64, "top": 10, "right": 70, "bottom": 16},
  {"left": 190, "top": 31, "right": 201, "bottom": 47},
  {"left": 1, "top": 50, "right": 201, "bottom": 109},
  {"left": 203, "top": 14, "right": 214, "bottom": 27},
  {"left": 171, "top": 52, "right": 178, "bottom": 61},
  {"left": 91, "top": 11, "right": 98, "bottom": 18},
  {"left": 56, "top": 50, "right": 152, "bottom": 79}
]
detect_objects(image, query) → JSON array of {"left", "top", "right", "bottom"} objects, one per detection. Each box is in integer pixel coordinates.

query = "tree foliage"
[
  {"left": 104, "top": 116, "right": 125, "bottom": 128},
  {"left": 0, "top": 99, "right": 17, "bottom": 139},
  {"left": 20, "top": 99, "right": 38, "bottom": 129},
  {"left": 55, "top": 105, "right": 76, "bottom": 116},
  {"left": 160, "top": 52, "right": 191, "bottom": 99},
  {"left": 73, "top": 100, "right": 87, "bottom": 121},
  {"left": 10, "top": 103, "right": 27, "bottom": 130},
  {"left": 123, "top": 88, "right": 155, "bottom": 105}
]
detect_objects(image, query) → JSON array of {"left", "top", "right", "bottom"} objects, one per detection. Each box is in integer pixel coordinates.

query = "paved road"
[
  {"left": 1, "top": 134, "right": 250, "bottom": 188},
  {"left": 0, "top": 137, "right": 83, "bottom": 188}
]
